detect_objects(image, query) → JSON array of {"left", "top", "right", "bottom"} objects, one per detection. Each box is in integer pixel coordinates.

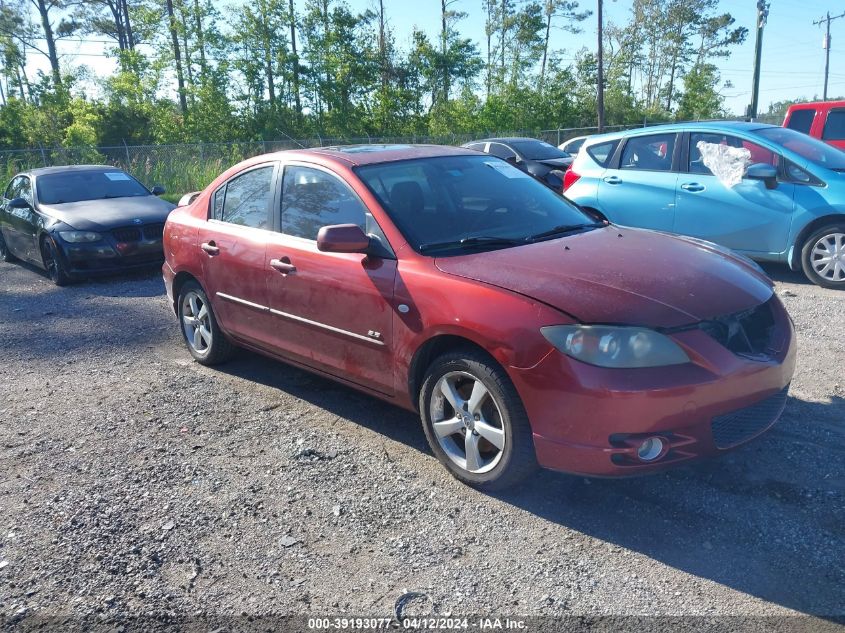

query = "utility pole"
[
  {"left": 813, "top": 11, "right": 845, "bottom": 101},
  {"left": 749, "top": 1, "right": 769, "bottom": 120},
  {"left": 597, "top": 0, "right": 604, "bottom": 133}
]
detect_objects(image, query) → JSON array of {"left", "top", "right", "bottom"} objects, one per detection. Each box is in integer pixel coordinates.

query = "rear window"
[
  {"left": 822, "top": 109, "right": 845, "bottom": 140},
  {"left": 585, "top": 140, "right": 619, "bottom": 167},
  {"left": 786, "top": 109, "right": 815, "bottom": 135}
]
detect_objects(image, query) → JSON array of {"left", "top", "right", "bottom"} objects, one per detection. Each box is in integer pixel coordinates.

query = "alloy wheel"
[
  {"left": 811, "top": 232, "right": 845, "bottom": 283},
  {"left": 181, "top": 290, "right": 213, "bottom": 354},
  {"left": 41, "top": 240, "right": 60, "bottom": 282},
  {"left": 428, "top": 371, "right": 506, "bottom": 474}
]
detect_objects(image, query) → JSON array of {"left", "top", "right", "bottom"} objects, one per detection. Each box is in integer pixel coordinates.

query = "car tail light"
[{"left": 563, "top": 166, "right": 581, "bottom": 192}]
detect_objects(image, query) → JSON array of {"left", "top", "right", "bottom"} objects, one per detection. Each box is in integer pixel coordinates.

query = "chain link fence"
[{"left": 0, "top": 117, "right": 784, "bottom": 198}]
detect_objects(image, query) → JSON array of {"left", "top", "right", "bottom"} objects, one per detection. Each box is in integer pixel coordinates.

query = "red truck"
[{"left": 783, "top": 100, "right": 845, "bottom": 149}]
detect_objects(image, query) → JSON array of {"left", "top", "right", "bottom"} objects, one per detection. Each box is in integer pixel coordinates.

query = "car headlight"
[
  {"left": 540, "top": 325, "right": 690, "bottom": 368},
  {"left": 59, "top": 231, "right": 103, "bottom": 243}
]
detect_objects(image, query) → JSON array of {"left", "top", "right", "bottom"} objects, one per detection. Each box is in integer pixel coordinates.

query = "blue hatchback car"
[{"left": 564, "top": 122, "right": 845, "bottom": 288}]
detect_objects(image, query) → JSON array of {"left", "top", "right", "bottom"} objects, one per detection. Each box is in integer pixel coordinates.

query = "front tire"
[
  {"left": 40, "top": 236, "right": 70, "bottom": 286},
  {"left": 0, "top": 230, "right": 17, "bottom": 263},
  {"left": 177, "top": 281, "right": 236, "bottom": 365},
  {"left": 801, "top": 224, "right": 845, "bottom": 289},
  {"left": 419, "top": 350, "right": 538, "bottom": 490}
]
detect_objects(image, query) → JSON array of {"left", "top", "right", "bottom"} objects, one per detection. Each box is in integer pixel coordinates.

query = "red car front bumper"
[{"left": 510, "top": 299, "right": 797, "bottom": 477}]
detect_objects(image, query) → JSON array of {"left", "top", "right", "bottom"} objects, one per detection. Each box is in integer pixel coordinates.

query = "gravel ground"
[{"left": 0, "top": 259, "right": 843, "bottom": 626}]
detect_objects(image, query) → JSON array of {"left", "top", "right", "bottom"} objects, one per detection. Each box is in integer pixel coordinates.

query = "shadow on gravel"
[
  {"left": 760, "top": 262, "right": 813, "bottom": 286},
  {"left": 218, "top": 349, "right": 431, "bottom": 455}
]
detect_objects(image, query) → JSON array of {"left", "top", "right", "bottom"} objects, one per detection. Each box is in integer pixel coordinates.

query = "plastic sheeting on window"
[{"left": 696, "top": 141, "right": 752, "bottom": 188}]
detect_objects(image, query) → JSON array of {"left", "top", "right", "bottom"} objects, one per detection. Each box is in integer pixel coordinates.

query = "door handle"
[
  {"left": 603, "top": 176, "right": 622, "bottom": 185},
  {"left": 681, "top": 182, "right": 705, "bottom": 193},
  {"left": 270, "top": 257, "right": 296, "bottom": 275},
  {"left": 200, "top": 241, "right": 220, "bottom": 255}
]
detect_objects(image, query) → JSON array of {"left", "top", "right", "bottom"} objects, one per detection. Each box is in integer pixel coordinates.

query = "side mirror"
[
  {"left": 505, "top": 155, "right": 519, "bottom": 165},
  {"left": 151, "top": 185, "right": 166, "bottom": 196},
  {"left": 317, "top": 224, "right": 370, "bottom": 254},
  {"left": 8, "top": 197, "right": 30, "bottom": 209},
  {"left": 745, "top": 163, "right": 778, "bottom": 190}
]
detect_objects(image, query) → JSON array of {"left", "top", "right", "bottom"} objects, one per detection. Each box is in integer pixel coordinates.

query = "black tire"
[
  {"left": 40, "top": 236, "right": 70, "bottom": 286},
  {"left": 177, "top": 280, "right": 236, "bottom": 365},
  {"left": 0, "top": 230, "right": 17, "bottom": 263},
  {"left": 419, "top": 349, "right": 538, "bottom": 490},
  {"left": 800, "top": 223, "right": 845, "bottom": 289}
]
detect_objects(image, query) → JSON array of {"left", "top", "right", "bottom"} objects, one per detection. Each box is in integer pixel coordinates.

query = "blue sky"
[{"left": 22, "top": 0, "right": 845, "bottom": 117}]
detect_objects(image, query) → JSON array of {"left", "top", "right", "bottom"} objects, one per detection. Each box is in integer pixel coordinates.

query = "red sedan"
[{"left": 162, "top": 145, "right": 796, "bottom": 490}]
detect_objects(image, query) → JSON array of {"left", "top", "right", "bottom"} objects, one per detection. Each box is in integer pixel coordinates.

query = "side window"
[
  {"left": 620, "top": 134, "right": 675, "bottom": 171},
  {"left": 212, "top": 186, "right": 225, "bottom": 220},
  {"left": 219, "top": 166, "right": 274, "bottom": 229},
  {"left": 488, "top": 143, "right": 517, "bottom": 161},
  {"left": 585, "top": 140, "right": 619, "bottom": 167},
  {"left": 786, "top": 109, "right": 815, "bottom": 135},
  {"left": 15, "top": 176, "right": 32, "bottom": 204},
  {"left": 4, "top": 177, "right": 21, "bottom": 199},
  {"left": 281, "top": 166, "right": 368, "bottom": 241},
  {"left": 689, "top": 133, "right": 777, "bottom": 176},
  {"left": 822, "top": 108, "right": 845, "bottom": 141}
]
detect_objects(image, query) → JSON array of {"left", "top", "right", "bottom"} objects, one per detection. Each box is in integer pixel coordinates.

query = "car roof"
[
  {"left": 468, "top": 137, "right": 548, "bottom": 144},
  {"left": 586, "top": 121, "right": 777, "bottom": 142},
  {"left": 787, "top": 100, "right": 845, "bottom": 110},
  {"left": 27, "top": 165, "right": 124, "bottom": 176},
  {"left": 280, "top": 144, "right": 476, "bottom": 167}
]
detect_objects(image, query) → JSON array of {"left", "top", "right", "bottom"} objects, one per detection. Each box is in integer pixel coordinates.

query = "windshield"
[
  {"left": 36, "top": 170, "right": 150, "bottom": 204},
  {"left": 754, "top": 127, "right": 845, "bottom": 171},
  {"left": 355, "top": 155, "right": 597, "bottom": 254},
  {"left": 509, "top": 139, "right": 569, "bottom": 160}
]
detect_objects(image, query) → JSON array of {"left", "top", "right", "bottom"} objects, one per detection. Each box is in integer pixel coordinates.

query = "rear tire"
[
  {"left": 800, "top": 224, "right": 845, "bottom": 289},
  {"left": 40, "top": 236, "right": 70, "bottom": 286},
  {"left": 0, "top": 230, "right": 17, "bottom": 263},
  {"left": 419, "top": 349, "right": 538, "bottom": 491},
  {"left": 177, "top": 280, "right": 236, "bottom": 365}
]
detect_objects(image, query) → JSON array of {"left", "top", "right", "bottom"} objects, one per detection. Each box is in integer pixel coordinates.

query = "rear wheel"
[
  {"left": 40, "top": 236, "right": 70, "bottom": 286},
  {"left": 177, "top": 281, "right": 236, "bottom": 365},
  {"left": 0, "top": 230, "right": 17, "bottom": 263},
  {"left": 419, "top": 350, "right": 538, "bottom": 490},
  {"left": 801, "top": 224, "right": 845, "bottom": 289}
]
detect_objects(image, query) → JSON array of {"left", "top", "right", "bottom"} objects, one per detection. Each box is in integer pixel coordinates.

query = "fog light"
[{"left": 637, "top": 437, "right": 664, "bottom": 462}]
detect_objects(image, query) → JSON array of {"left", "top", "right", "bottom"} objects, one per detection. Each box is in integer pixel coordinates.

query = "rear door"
[
  {"left": 674, "top": 131, "right": 794, "bottom": 255},
  {"left": 264, "top": 163, "right": 397, "bottom": 395},
  {"left": 597, "top": 132, "right": 679, "bottom": 230},
  {"left": 820, "top": 107, "right": 845, "bottom": 150},
  {"left": 197, "top": 162, "right": 279, "bottom": 348}
]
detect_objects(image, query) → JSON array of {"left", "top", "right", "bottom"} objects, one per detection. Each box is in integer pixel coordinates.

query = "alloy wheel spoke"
[
  {"left": 197, "top": 304, "right": 208, "bottom": 322},
  {"left": 467, "top": 380, "right": 489, "bottom": 415},
  {"left": 439, "top": 377, "right": 465, "bottom": 412},
  {"left": 198, "top": 326, "right": 212, "bottom": 346},
  {"left": 188, "top": 295, "right": 199, "bottom": 317},
  {"left": 193, "top": 328, "right": 203, "bottom": 350},
  {"left": 433, "top": 418, "right": 464, "bottom": 438},
  {"left": 464, "top": 432, "right": 482, "bottom": 472},
  {"left": 474, "top": 420, "right": 505, "bottom": 450}
]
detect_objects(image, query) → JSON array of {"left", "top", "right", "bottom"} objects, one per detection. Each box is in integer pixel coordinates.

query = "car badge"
[{"left": 132, "top": 218, "right": 143, "bottom": 224}]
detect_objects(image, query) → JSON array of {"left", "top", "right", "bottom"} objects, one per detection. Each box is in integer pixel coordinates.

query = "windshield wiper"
[
  {"left": 526, "top": 222, "right": 602, "bottom": 242},
  {"left": 419, "top": 235, "right": 524, "bottom": 253}
]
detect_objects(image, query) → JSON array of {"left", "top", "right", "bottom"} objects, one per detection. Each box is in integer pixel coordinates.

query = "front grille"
[
  {"left": 711, "top": 385, "right": 789, "bottom": 449},
  {"left": 143, "top": 223, "right": 164, "bottom": 240},
  {"left": 112, "top": 223, "right": 164, "bottom": 243},
  {"left": 112, "top": 227, "right": 142, "bottom": 242},
  {"left": 699, "top": 298, "right": 777, "bottom": 359}
]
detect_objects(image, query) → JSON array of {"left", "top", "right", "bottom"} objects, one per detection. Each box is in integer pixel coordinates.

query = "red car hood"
[{"left": 434, "top": 226, "right": 774, "bottom": 328}]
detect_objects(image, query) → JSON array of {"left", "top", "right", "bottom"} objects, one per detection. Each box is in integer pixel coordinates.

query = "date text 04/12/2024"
[{"left": 306, "top": 618, "right": 528, "bottom": 630}]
